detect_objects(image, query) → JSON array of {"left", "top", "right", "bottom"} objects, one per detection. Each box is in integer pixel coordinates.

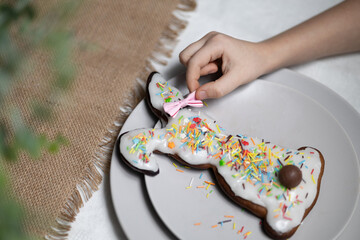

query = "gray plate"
[{"left": 110, "top": 69, "right": 360, "bottom": 239}]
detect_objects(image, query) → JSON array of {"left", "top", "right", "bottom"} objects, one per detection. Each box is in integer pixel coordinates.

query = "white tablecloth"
[{"left": 68, "top": 0, "right": 360, "bottom": 239}]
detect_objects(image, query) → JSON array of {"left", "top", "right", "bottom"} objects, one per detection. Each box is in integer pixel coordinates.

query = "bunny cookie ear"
[{"left": 146, "top": 72, "right": 184, "bottom": 124}]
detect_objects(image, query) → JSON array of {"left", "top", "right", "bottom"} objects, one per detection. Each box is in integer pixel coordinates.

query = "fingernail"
[{"left": 197, "top": 91, "right": 207, "bottom": 100}]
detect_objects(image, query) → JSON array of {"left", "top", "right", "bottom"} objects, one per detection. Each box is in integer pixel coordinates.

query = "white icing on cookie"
[
  {"left": 148, "top": 73, "right": 184, "bottom": 112},
  {"left": 119, "top": 73, "right": 323, "bottom": 235}
]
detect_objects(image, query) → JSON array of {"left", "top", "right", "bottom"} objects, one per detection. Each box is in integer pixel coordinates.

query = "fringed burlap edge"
[{"left": 45, "top": 0, "right": 196, "bottom": 239}]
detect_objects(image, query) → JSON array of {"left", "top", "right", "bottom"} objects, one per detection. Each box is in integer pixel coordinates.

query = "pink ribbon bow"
[{"left": 163, "top": 91, "right": 203, "bottom": 118}]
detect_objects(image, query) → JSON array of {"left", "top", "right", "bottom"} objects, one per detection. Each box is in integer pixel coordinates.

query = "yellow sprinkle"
[
  {"left": 269, "top": 148, "right": 272, "bottom": 161},
  {"left": 203, "top": 101, "right": 208, "bottom": 107},
  {"left": 172, "top": 163, "right": 178, "bottom": 168},
  {"left": 312, "top": 174, "right": 316, "bottom": 184},
  {"left": 186, "top": 186, "right": 192, "bottom": 189},
  {"left": 206, "top": 184, "right": 211, "bottom": 190},
  {"left": 273, "top": 208, "right": 280, "bottom": 212},
  {"left": 206, "top": 193, "right": 210, "bottom": 198},
  {"left": 233, "top": 222, "right": 236, "bottom": 230},
  {"left": 251, "top": 173, "right": 261, "bottom": 181},
  {"left": 216, "top": 124, "right": 221, "bottom": 133}
]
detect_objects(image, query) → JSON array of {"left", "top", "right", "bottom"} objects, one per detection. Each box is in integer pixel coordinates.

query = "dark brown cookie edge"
[
  {"left": 117, "top": 131, "right": 159, "bottom": 176},
  {"left": 146, "top": 71, "right": 169, "bottom": 124}
]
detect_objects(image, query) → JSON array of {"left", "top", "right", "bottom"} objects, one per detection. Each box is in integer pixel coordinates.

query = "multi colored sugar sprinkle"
[
  {"left": 194, "top": 214, "right": 252, "bottom": 239},
  {"left": 156, "top": 81, "right": 179, "bottom": 103}
]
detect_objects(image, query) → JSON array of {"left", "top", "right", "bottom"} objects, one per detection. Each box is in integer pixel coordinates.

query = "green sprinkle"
[{"left": 219, "top": 159, "right": 225, "bottom": 166}]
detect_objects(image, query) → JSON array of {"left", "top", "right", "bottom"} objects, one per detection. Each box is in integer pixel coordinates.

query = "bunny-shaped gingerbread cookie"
[{"left": 118, "top": 72, "right": 324, "bottom": 239}]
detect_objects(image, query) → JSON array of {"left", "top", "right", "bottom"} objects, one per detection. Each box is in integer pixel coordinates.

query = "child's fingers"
[
  {"left": 199, "top": 62, "right": 219, "bottom": 76},
  {"left": 186, "top": 41, "right": 224, "bottom": 92},
  {"left": 179, "top": 31, "right": 218, "bottom": 66},
  {"left": 195, "top": 70, "right": 239, "bottom": 100}
]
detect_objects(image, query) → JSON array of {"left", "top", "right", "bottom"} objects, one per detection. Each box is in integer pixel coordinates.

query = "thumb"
[{"left": 195, "top": 71, "right": 238, "bottom": 100}]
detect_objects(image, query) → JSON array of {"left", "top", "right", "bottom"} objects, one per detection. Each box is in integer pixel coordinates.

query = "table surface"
[{"left": 68, "top": 0, "right": 360, "bottom": 239}]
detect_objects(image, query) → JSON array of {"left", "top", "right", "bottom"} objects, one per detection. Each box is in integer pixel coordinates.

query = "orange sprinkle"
[
  {"left": 212, "top": 224, "right": 218, "bottom": 228},
  {"left": 244, "top": 231, "right": 252, "bottom": 236},
  {"left": 204, "top": 181, "right": 215, "bottom": 185},
  {"left": 194, "top": 223, "right": 201, "bottom": 226},
  {"left": 224, "top": 215, "right": 234, "bottom": 218},
  {"left": 176, "top": 169, "right": 184, "bottom": 173},
  {"left": 247, "top": 178, "right": 255, "bottom": 186},
  {"left": 251, "top": 138, "right": 255, "bottom": 145},
  {"left": 168, "top": 142, "right": 175, "bottom": 149},
  {"left": 197, "top": 186, "right": 205, "bottom": 188},
  {"left": 274, "top": 214, "right": 280, "bottom": 218}
]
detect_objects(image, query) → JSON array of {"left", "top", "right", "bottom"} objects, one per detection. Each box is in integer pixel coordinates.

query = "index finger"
[{"left": 186, "top": 41, "right": 224, "bottom": 92}]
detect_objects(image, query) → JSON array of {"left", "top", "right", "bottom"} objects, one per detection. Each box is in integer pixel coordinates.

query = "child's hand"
[
  {"left": 179, "top": 32, "right": 271, "bottom": 100},
  {"left": 179, "top": 1, "right": 360, "bottom": 100}
]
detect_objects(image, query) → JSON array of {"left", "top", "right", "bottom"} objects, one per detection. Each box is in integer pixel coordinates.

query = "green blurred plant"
[{"left": 0, "top": 0, "right": 78, "bottom": 239}]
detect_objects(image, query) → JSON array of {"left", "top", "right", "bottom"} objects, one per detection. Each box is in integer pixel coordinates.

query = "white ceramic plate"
[
  {"left": 144, "top": 79, "right": 357, "bottom": 239},
  {"left": 110, "top": 69, "right": 360, "bottom": 239}
]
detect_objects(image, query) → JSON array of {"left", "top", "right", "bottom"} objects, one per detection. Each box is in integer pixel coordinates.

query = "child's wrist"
[{"left": 258, "top": 39, "right": 287, "bottom": 74}]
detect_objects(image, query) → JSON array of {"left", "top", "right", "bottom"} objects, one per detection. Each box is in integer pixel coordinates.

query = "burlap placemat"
[{"left": 4, "top": 0, "right": 196, "bottom": 238}]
